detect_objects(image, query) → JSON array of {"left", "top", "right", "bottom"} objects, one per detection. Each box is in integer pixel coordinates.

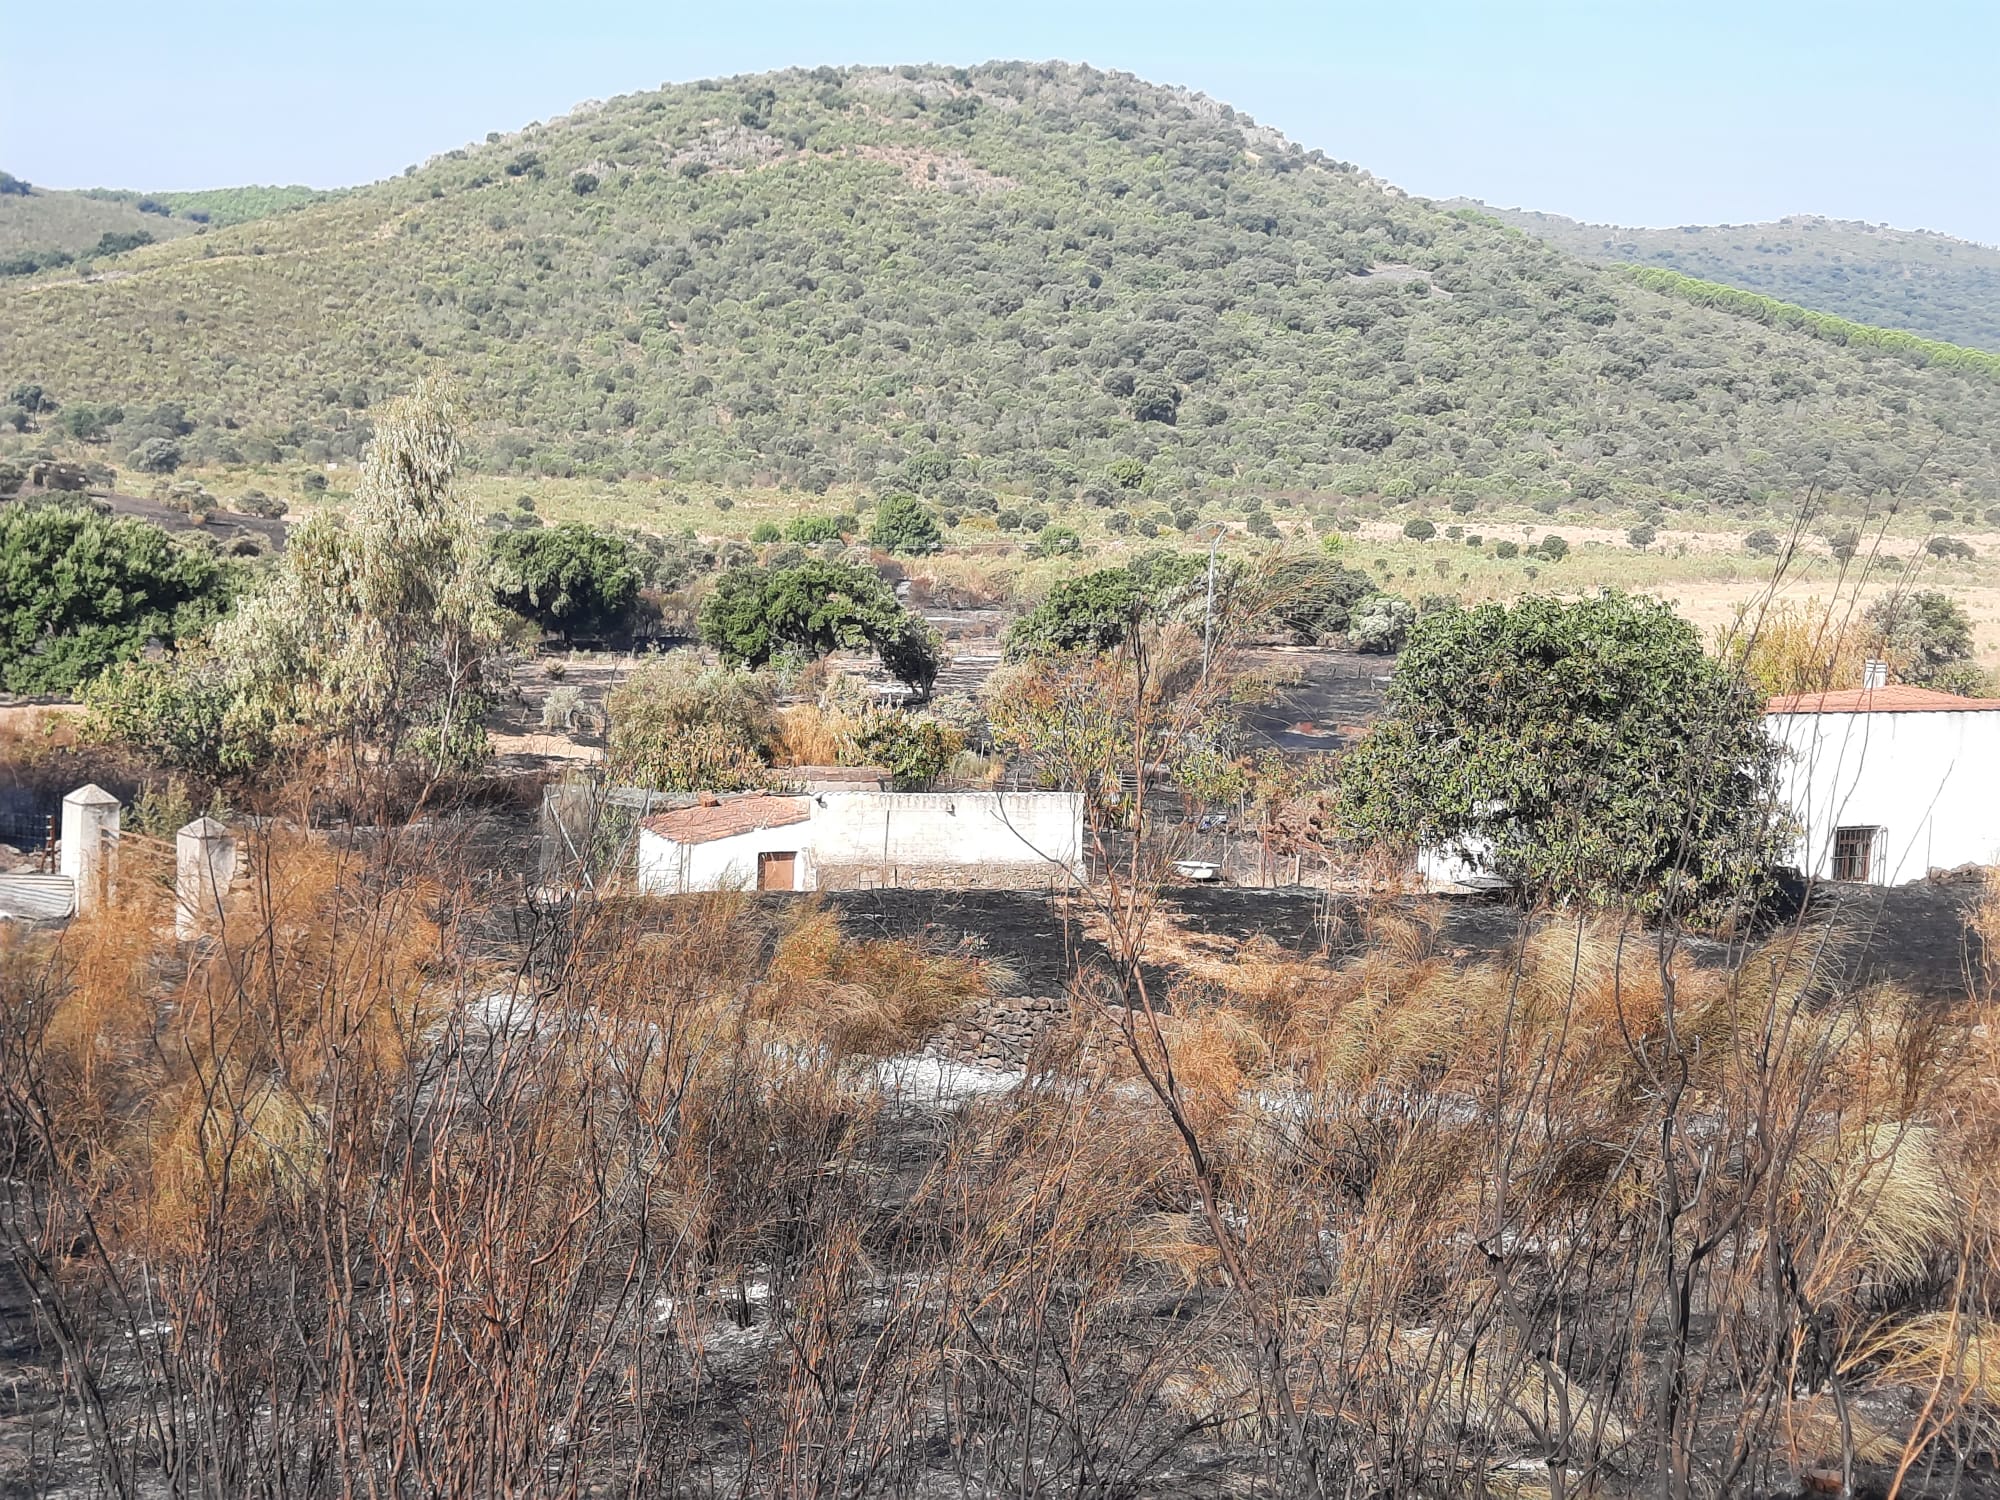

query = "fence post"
[
  {"left": 60, "top": 784, "right": 120, "bottom": 916},
  {"left": 176, "top": 816, "right": 237, "bottom": 940}
]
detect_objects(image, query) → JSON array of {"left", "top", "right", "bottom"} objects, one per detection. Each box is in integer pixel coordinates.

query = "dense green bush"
[
  {"left": 1265, "top": 558, "right": 1379, "bottom": 644},
  {"left": 490, "top": 522, "right": 641, "bottom": 641},
  {"left": 699, "top": 559, "right": 901, "bottom": 666},
  {"left": 785, "top": 513, "right": 845, "bottom": 544},
  {"left": 605, "top": 654, "right": 776, "bottom": 791},
  {"left": 868, "top": 493, "right": 942, "bottom": 555},
  {"left": 1349, "top": 594, "right": 1415, "bottom": 654},
  {"left": 851, "top": 708, "right": 963, "bottom": 789},
  {"left": 1004, "top": 568, "right": 1142, "bottom": 657},
  {"left": 1338, "top": 592, "right": 1787, "bottom": 917},
  {"left": 0, "top": 502, "right": 238, "bottom": 694},
  {"left": 1865, "top": 590, "right": 1988, "bottom": 694}
]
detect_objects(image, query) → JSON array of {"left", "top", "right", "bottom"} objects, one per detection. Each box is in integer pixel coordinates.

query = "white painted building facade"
[
  {"left": 636, "top": 789, "right": 1085, "bottom": 894},
  {"left": 1765, "top": 684, "right": 2000, "bottom": 885}
]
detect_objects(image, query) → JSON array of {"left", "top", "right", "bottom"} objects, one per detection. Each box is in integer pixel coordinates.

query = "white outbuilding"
[
  {"left": 1765, "top": 681, "right": 2000, "bottom": 885},
  {"left": 636, "top": 789, "right": 1085, "bottom": 894}
]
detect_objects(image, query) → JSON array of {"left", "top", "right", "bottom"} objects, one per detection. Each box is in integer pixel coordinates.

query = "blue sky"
[{"left": 8, "top": 0, "right": 1997, "bottom": 242}]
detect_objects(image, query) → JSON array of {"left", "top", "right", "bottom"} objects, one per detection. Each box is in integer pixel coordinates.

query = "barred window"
[{"left": 1831, "top": 826, "right": 1878, "bottom": 883}]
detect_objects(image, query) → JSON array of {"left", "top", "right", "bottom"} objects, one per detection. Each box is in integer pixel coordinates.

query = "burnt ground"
[
  {"left": 12, "top": 482, "right": 291, "bottom": 553},
  {"left": 807, "top": 880, "right": 1990, "bottom": 1007},
  {"left": 1240, "top": 647, "right": 1392, "bottom": 753}
]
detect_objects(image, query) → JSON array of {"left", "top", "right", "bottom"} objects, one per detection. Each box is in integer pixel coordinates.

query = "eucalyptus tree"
[{"left": 216, "top": 379, "right": 505, "bottom": 776}]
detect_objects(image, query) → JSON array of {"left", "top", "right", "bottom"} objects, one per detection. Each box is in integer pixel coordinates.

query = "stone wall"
[
  {"left": 814, "top": 861, "right": 1073, "bottom": 891},
  {"left": 927, "top": 994, "right": 1072, "bottom": 1068}
]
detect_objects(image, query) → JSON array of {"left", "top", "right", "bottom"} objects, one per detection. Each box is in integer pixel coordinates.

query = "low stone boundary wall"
[{"left": 928, "top": 994, "right": 1071, "bottom": 1068}]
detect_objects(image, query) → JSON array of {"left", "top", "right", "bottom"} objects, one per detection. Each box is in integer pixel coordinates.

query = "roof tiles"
[
  {"left": 641, "top": 795, "right": 811, "bottom": 845},
  {"left": 1766, "top": 685, "right": 2000, "bottom": 715}
]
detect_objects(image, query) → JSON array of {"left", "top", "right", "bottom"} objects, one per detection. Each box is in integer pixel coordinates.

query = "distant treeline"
[{"left": 1620, "top": 265, "right": 2000, "bottom": 381}]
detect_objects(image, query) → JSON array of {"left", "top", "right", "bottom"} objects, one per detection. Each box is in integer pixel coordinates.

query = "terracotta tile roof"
[
  {"left": 1766, "top": 685, "right": 2000, "bottom": 715},
  {"left": 641, "top": 795, "right": 811, "bottom": 845}
]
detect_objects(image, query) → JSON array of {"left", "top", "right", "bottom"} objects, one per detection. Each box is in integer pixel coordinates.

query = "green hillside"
[
  {"left": 0, "top": 174, "right": 328, "bottom": 276},
  {"left": 1454, "top": 203, "right": 2000, "bottom": 354},
  {"left": 5, "top": 64, "right": 2000, "bottom": 525},
  {"left": 0, "top": 178, "right": 203, "bottom": 255}
]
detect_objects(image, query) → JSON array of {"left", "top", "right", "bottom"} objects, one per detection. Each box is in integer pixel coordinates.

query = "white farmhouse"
[
  {"left": 636, "top": 789, "right": 1085, "bottom": 893},
  {"left": 1766, "top": 681, "right": 2000, "bottom": 885}
]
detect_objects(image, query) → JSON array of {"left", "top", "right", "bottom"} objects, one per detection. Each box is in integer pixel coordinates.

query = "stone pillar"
[
  {"left": 175, "top": 816, "right": 236, "bottom": 940},
  {"left": 60, "top": 784, "right": 120, "bottom": 917}
]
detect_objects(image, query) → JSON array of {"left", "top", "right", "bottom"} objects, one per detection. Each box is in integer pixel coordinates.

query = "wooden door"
[{"left": 758, "top": 851, "right": 798, "bottom": 890}]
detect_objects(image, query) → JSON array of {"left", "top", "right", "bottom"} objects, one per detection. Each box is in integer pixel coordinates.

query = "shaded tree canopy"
[
  {"left": 1337, "top": 592, "right": 1786, "bottom": 918},
  {"left": 1866, "top": 589, "right": 1988, "bottom": 695},
  {"left": 0, "top": 501, "right": 237, "bottom": 694},
  {"left": 491, "top": 522, "right": 641, "bottom": 641},
  {"left": 868, "top": 493, "right": 943, "bottom": 556}
]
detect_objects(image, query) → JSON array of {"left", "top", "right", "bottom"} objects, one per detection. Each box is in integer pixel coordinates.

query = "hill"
[
  {"left": 1453, "top": 202, "right": 2000, "bottom": 354},
  {"left": 0, "top": 174, "right": 327, "bottom": 274},
  {"left": 0, "top": 178, "right": 202, "bottom": 256},
  {"left": 4, "top": 63, "right": 2000, "bottom": 526}
]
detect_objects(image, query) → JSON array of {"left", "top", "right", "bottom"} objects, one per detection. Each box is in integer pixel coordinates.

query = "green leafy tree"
[
  {"left": 490, "top": 522, "right": 641, "bottom": 642},
  {"left": 130, "top": 436, "right": 183, "bottom": 473},
  {"left": 214, "top": 379, "right": 504, "bottom": 775},
  {"left": 1402, "top": 518, "right": 1436, "bottom": 542},
  {"left": 700, "top": 559, "right": 903, "bottom": 666},
  {"left": 1004, "top": 568, "right": 1142, "bottom": 657},
  {"left": 1865, "top": 590, "right": 1988, "bottom": 694},
  {"left": 1266, "top": 558, "right": 1379, "bottom": 644},
  {"left": 1030, "top": 523, "right": 1082, "bottom": 557},
  {"left": 1104, "top": 458, "right": 1147, "bottom": 491},
  {"left": 868, "top": 492, "right": 942, "bottom": 555},
  {"left": 1627, "top": 524, "right": 1657, "bottom": 550},
  {"left": 875, "top": 612, "right": 946, "bottom": 697},
  {"left": 0, "top": 502, "right": 237, "bottom": 693},
  {"left": 1337, "top": 592, "right": 1786, "bottom": 917},
  {"left": 852, "top": 709, "right": 964, "bottom": 789},
  {"left": 82, "top": 650, "right": 273, "bottom": 778},
  {"left": 785, "top": 513, "right": 845, "bottom": 544}
]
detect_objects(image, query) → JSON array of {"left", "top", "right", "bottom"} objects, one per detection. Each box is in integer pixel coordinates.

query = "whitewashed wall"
[
  {"left": 635, "top": 791, "right": 1084, "bottom": 893},
  {"left": 807, "top": 791, "right": 1084, "bottom": 884},
  {"left": 636, "top": 820, "right": 813, "bottom": 893},
  {"left": 1767, "top": 709, "right": 2000, "bottom": 884}
]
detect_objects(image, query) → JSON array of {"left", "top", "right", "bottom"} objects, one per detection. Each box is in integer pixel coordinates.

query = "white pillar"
[
  {"left": 60, "top": 784, "right": 120, "bottom": 917},
  {"left": 175, "top": 816, "right": 236, "bottom": 940}
]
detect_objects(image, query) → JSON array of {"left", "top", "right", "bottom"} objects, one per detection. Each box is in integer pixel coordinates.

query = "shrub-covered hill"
[
  {"left": 5, "top": 62, "right": 2000, "bottom": 519},
  {"left": 0, "top": 180, "right": 205, "bottom": 257},
  {"left": 1455, "top": 202, "right": 2000, "bottom": 355}
]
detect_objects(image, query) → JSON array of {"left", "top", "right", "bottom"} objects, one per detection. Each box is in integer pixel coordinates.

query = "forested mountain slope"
[
  {"left": 5, "top": 63, "right": 1999, "bottom": 519},
  {"left": 1455, "top": 202, "right": 2000, "bottom": 355}
]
